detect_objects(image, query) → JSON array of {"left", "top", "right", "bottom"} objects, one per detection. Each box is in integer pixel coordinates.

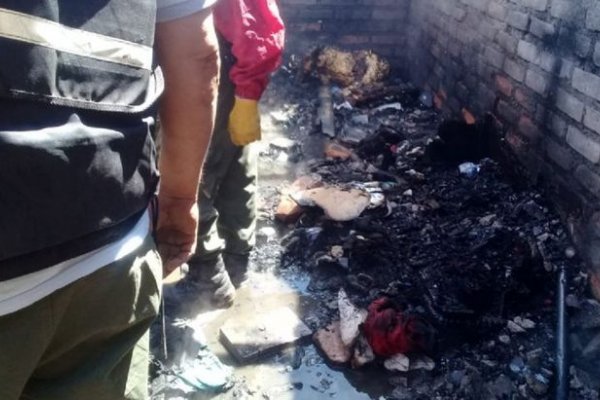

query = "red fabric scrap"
[{"left": 363, "top": 297, "right": 434, "bottom": 357}]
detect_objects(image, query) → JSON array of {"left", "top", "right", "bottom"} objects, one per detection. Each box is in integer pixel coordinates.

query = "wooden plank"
[{"left": 318, "top": 85, "right": 336, "bottom": 137}]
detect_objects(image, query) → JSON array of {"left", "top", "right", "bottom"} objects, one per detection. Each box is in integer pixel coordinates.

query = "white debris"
[
  {"left": 507, "top": 320, "right": 526, "bottom": 334},
  {"left": 369, "top": 192, "right": 386, "bottom": 208},
  {"left": 258, "top": 227, "right": 277, "bottom": 240},
  {"left": 269, "top": 137, "right": 298, "bottom": 152},
  {"left": 296, "top": 187, "right": 371, "bottom": 221},
  {"left": 479, "top": 214, "right": 496, "bottom": 226},
  {"left": 334, "top": 101, "right": 353, "bottom": 111},
  {"left": 498, "top": 334, "right": 511, "bottom": 344},
  {"left": 409, "top": 355, "right": 436, "bottom": 371},
  {"left": 374, "top": 102, "right": 403, "bottom": 113},
  {"left": 384, "top": 353, "right": 410, "bottom": 372},
  {"left": 330, "top": 245, "right": 344, "bottom": 259},
  {"left": 407, "top": 146, "right": 423, "bottom": 156},
  {"left": 514, "top": 316, "right": 536, "bottom": 330},
  {"left": 270, "top": 110, "right": 289, "bottom": 123},
  {"left": 458, "top": 162, "right": 480, "bottom": 177},
  {"left": 338, "top": 289, "right": 368, "bottom": 346},
  {"left": 405, "top": 169, "right": 425, "bottom": 181}
]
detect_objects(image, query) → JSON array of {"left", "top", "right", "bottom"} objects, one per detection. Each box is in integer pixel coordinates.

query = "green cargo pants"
[
  {"left": 0, "top": 237, "right": 162, "bottom": 400},
  {"left": 193, "top": 37, "right": 257, "bottom": 262}
]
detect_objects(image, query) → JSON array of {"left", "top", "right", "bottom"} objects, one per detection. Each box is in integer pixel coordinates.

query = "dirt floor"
[{"left": 150, "top": 59, "right": 600, "bottom": 400}]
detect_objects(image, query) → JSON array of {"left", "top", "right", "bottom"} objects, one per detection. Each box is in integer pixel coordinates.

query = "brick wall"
[
  {"left": 278, "top": 0, "right": 600, "bottom": 279},
  {"left": 279, "top": 0, "right": 600, "bottom": 224},
  {"left": 403, "top": 0, "right": 600, "bottom": 263},
  {"left": 278, "top": 0, "right": 410, "bottom": 68}
]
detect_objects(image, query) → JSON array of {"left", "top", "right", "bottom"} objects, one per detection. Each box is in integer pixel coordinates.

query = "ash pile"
[{"left": 259, "top": 48, "right": 600, "bottom": 400}]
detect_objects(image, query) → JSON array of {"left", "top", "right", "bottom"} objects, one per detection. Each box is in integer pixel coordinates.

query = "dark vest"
[{"left": 0, "top": 0, "right": 162, "bottom": 280}]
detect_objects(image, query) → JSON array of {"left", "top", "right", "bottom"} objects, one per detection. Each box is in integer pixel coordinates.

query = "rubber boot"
[
  {"left": 223, "top": 253, "right": 250, "bottom": 288},
  {"left": 187, "top": 255, "right": 236, "bottom": 308}
]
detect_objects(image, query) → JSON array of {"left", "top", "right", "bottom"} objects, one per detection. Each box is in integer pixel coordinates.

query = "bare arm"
[{"left": 154, "top": 8, "right": 220, "bottom": 275}]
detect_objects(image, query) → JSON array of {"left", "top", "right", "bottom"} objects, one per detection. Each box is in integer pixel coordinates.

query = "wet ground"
[
  {"left": 151, "top": 65, "right": 600, "bottom": 400},
  {"left": 151, "top": 69, "right": 402, "bottom": 400}
]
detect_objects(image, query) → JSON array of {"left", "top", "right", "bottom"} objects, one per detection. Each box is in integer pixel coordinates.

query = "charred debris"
[{"left": 256, "top": 47, "right": 600, "bottom": 399}]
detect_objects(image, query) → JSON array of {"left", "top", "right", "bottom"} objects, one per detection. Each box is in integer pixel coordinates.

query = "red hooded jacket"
[{"left": 213, "top": 0, "right": 285, "bottom": 101}]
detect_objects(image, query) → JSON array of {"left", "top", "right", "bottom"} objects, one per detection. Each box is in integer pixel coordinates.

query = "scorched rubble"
[{"left": 260, "top": 61, "right": 598, "bottom": 399}]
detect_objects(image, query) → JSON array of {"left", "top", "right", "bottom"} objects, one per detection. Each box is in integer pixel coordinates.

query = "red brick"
[
  {"left": 433, "top": 93, "right": 444, "bottom": 110},
  {"left": 276, "top": 175, "right": 324, "bottom": 223},
  {"left": 590, "top": 271, "right": 600, "bottom": 301},
  {"left": 371, "top": 0, "right": 397, "bottom": 5},
  {"left": 373, "top": 9, "right": 407, "bottom": 20},
  {"left": 506, "top": 130, "right": 526, "bottom": 155},
  {"left": 371, "top": 35, "right": 397, "bottom": 44},
  {"left": 518, "top": 115, "right": 542, "bottom": 141},
  {"left": 438, "top": 88, "right": 447, "bottom": 101},
  {"left": 514, "top": 88, "right": 535, "bottom": 112},
  {"left": 434, "top": 89, "right": 447, "bottom": 110},
  {"left": 339, "top": 35, "right": 370, "bottom": 45},
  {"left": 275, "top": 196, "right": 303, "bottom": 223},
  {"left": 494, "top": 74, "right": 513, "bottom": 96},
  {"left": 290, "top": 22, "right": 322, "bottom": 32},
  {"left": 496, "top": 100, "right": 519, "bottom": 123},
  {"left": 462, "top": 108, "right": 476, "bottom": 125},
  {"left": 325, "top": 142, "right": 354, "bottom": 160}
]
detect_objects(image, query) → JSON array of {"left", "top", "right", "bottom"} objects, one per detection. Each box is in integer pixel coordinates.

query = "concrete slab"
[{"left": 220, "top": 306, "right": 312, "bottom": 363}]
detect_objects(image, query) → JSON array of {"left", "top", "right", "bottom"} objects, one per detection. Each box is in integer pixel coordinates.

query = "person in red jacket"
[{"left": 182, "top": 0, "right": 285, "bottom": 306}]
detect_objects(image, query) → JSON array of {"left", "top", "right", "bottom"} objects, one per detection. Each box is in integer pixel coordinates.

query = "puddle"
[
  {"left": 151, "top": 81, "right": 392, "bottom": 399},
  {"left": 209, "top": 345, "right": 383, "bottom": 400},
  {"left": 181, "top": 268, "right": 391, "bottom": 400}
]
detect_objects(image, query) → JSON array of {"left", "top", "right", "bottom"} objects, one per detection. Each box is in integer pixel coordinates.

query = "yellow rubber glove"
[{"left": 228, "top": 97, "right": 261, "bottom": 146}]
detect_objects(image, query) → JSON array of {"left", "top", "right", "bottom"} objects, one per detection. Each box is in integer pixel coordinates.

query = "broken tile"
[
  {"left": 275, "top": 195, "right": 303, "bottom": 223},
  {"left": 325, "top": 142, "right": 354, "bottom": 161},
  {"left": 338, "top": 289, "right": 368, "bottom": 346},
  {"left": 275, "top": 175, "right": 324, "bottom": 223},
  {"left": 313, "top": 321, "right": 352, "bottom": 364},
  {"left": 220, "top": 307, "right": 311, "bottom": 363}
]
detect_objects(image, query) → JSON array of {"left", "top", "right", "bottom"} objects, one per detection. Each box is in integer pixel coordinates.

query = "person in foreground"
[{"left": 0, "top": 0, "right": 219, "bottom": 399}]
